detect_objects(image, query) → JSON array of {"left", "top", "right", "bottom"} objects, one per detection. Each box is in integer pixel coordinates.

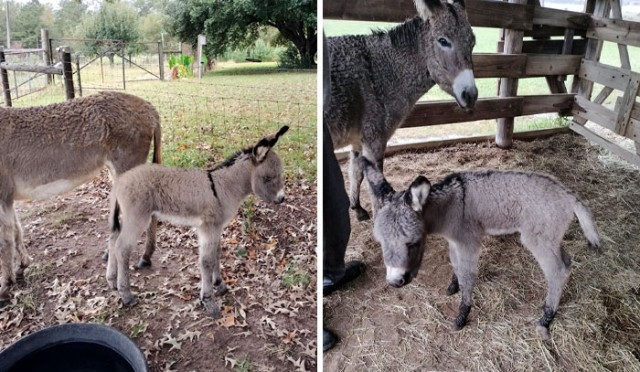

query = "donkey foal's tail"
[
  {"left": 111, "top": 200, "right": 121, "bottom": 233},
  {"left": 574, "top": 200, "right": 600, "bottom": 250}
]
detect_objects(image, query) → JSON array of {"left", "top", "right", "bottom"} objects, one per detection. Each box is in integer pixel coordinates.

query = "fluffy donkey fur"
[
  {"left": 107, "top": 126, "right": 288, "bottom": 318},
  {"left": 361, "top": 157, "right": 600, "bottom": 340}
]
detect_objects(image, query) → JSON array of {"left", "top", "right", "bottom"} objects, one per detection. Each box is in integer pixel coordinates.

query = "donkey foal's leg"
[
  {"left": 113, "top": 221, "right": 146, "bottom": 306},
  {"left": 135, "top": 216, "right": 157, "bottom": 269},
  {"left": 529, "top": 243, "right": 571, "bottom": 340},
  {"left": 451, "top": 241, "right": 481, "bottom": 330},
  {"left": 348, "top": 150, "right": 370, "bottom": 221},
  {"left": 446, "top": 244, "right": 460, "bottom": 295},
  {"left": 197, "top": 225, "right": 223, "bottom": 318}
]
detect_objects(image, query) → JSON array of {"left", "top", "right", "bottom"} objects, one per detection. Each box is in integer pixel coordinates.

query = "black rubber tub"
[{"left": 0, "top": 323, "right": 147, "bottom": 372}]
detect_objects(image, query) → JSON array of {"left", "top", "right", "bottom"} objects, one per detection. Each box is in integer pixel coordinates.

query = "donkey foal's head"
[
  {"left": 416, "top": 0, "right": 477, "bottom": 109},
  {"left": 361, "top": 157, "right": 431, "bottom": 287},
  {"left": 250, "top": 126, "right": 289, "bottom": 204}
]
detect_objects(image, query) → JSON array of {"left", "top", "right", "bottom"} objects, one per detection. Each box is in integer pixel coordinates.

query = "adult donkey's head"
[{"left": 416, "top": 0, "right": 477, "bottom": 109}]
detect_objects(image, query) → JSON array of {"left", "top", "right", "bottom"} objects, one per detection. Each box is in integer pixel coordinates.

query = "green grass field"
[
  {"left": 11, "top": 62, "right": 317, "bottom": 180},
  {"left": 324, "top": 19, "right": 640, "bottom": 138}
]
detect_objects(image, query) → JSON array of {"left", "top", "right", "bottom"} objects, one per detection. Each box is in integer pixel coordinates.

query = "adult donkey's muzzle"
[{"left": 453, "top": 69, "right": 478, "bottom": 110}]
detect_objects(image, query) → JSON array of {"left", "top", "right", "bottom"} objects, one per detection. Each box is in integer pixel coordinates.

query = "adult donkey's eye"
[{"left": 437, "top": 37, "right": 451, "bottom": 48}]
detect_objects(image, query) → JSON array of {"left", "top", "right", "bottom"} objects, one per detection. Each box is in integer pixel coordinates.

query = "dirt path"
[{"left": 0, "top": 172, "right": 317, "bottom": 371}]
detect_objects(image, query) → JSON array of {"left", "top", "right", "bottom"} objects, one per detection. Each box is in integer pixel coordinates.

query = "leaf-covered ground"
[{"left": 1, "top": 171, "right": 317, "bottom": 371}]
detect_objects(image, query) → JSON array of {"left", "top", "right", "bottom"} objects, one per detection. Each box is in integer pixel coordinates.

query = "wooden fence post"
[
  {"left": 158, "top": 41, "right": 164, "bottom": 81},
  {"left": 0, "top": 49, "right": 11, "bottom": 107},
  {"left": 58, "top": 46, "right": 74, "bottom": 100},
  {"left": 76, "top": 54, "right": 82, "bottom": 97},
  {"left": 41, "top": 28, "right": 52, "bottom": 84},
  {"left": 495, "top": 0, "right": 526, "bottom": 148}
]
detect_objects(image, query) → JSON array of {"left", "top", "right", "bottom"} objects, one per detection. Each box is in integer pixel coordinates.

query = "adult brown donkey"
[
  {"left": 326, "top": 0, "right": 478, "bottom": 221},
  {"left": 0, "top": 91, "right": 161, "bottom": 307}
]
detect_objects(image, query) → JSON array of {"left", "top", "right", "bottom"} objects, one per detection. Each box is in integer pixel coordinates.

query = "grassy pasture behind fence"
[{"left": 5, "top": 64, "right": 317, "bottom": 180}]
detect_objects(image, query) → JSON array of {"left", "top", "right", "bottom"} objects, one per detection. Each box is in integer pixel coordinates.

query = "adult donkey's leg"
[
  {"left": 13, "top": 213, "right": 31, "bottom": 281},
  {"left": 362, "top": 141, "right": 386, "bottom": 217},
  {"left": 0, "top": 189, "right": 16, "bottom": 307},
  {"left": 348, "top": 149, "right": 370, "bottom": 221}
]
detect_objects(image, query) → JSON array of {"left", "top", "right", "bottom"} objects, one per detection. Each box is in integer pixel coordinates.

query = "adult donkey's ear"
[
  {"left": 254, "top": 125, "right": 289, "bottom": 162},
  {"left": 404, "top": 176, "right": 431, "bottom": 213},
  {"left": 414, "top": 0, "right": 443, "bottom": 19},
  {"left": 360, "top": 156, "right": 395, "bottom": 204}
]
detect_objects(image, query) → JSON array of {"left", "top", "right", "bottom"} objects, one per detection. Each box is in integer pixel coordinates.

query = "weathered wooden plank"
[
  {"left": 587, "top": 18, "right": 640, "bottom": 48},
  {"left": 525, "top": 25, "right": 586, "bottom": 38},
  {"left": 324, "top": 0, "right": 534, "bottom": 30},
  {"left": 498, "top": 39, "right": 587, "bottom": 55},
  {"left": 0, "top": 62, "right": 62, "bottom": 75},
  {"left": 572, "top": 95, "right": 616, "bottom": 130},
  {"left": 570, "top": 122, "right": 640, "bottom": 167},
  {"left": 521, "top": 94, "right": 574, "bottom": 115},
  {"left": 334, "top": 127, "right": 571, "bottom": 161},
  {"left": 621, "top": 101, "right": 640, "bottom": 141},
  {"left": 473, "top": 54, "right": 525, "bottom": 78},
  {"left": 576, "top": 59, "right": 629, "bottom": 91},
  {"left": 525, "top": 54, "right": 581, "bottom": 76},
  {"left": 403, "top": 97, "right": 523, "bottom": 128},
  {"left": 615, "top": 72, "right": 640, "bottom": 135},
  {"left": 402, "top": 94, "right": 572, "bottom": 128},
  {"left": 533, "top": 7, "right": 591, "bottom": 29}
]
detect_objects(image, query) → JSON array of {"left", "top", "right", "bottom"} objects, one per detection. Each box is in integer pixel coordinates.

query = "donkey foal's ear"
[
  {"left": 406, "top": 176, "right": 431, "bottom": 213},
  {"left": 253, "top": 138, "right": 271, "bottom": 162},
  {"left": 414, "top": 0, "right": 443, "bottom": 19}
]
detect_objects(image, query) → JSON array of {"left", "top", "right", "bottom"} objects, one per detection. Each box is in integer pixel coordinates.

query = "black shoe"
[
  {"left": 323, "top": 328, "right": 338, "bottom": 352},
  {"left": 323, "top": 261, "right": 365, "bottom": 296}
]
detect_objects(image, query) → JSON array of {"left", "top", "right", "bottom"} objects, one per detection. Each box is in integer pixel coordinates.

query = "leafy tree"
[
  {"left": 54, "top": 0, "right": 89, "bottom": 38},
  {"left": 167, "top": 0, "right": 317, "bottom": 68},
  {"left": 13, "top": 1, "right": 52, "bottom": 48},
  {"left": 84, "top": 1, "right": 140, "bottom": 64}
]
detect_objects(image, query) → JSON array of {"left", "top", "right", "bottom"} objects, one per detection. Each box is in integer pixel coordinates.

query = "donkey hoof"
[
  {"left": 201, "top": 298, "right": 222, "bottom": 318},
  {"left": 122, "top": 295, "right": 138, "bottom": 307},
  {"left": 0, "top": 299, "right": 9, "bottom": 309},
  {"left": 354, "top": 208, "right": 370, "bottom": 221},
  {"left": 446, "top": 282, "right": 459, "bottom": 296},
  {"left": 101, "top": 251, "right": 109, "bottom": 262},
  {"left": 134, "top": 259, "right": 151, "bottom": 270},
  {"left": 454, "top": 316, "right": 467, "bottom": 330},
  {"left": 535, "top": 324, "right": 552, "bottom": 341},
  {"left": 214, "top": 286, "right": 228, "bottom": 297},
  {"left": 106, "top": 278, "right": 117, "bottom": 290}
]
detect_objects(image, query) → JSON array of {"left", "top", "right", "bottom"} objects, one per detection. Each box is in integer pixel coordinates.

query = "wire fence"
[{"left": 2, "top": 67, "right": 317, "bottom": 179}]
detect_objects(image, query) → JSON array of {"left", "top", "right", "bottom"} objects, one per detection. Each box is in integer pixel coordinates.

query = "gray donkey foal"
[
  {"left": 107, "top": 126, "right": 288, "bottom": 317},
  {"left": 361, "top": 158, "right": 600, "bottom": 340},
  {"left": 326, "top": 0, "right": 478, "bottom": 221}
]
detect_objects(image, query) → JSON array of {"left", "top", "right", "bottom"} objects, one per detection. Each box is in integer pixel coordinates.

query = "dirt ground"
[
  {"left": 324, "top": 133, "right": 640, "bottom": 371},
  {"left": 0, "top": 171, "right": 317, "bottom": 371}
]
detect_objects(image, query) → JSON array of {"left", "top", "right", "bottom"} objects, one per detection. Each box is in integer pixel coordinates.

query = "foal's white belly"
[{"left": 154, "top": 212, "right": 203, "bottom": 228}]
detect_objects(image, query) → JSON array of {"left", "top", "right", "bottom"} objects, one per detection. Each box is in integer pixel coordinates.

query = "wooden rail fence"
[{"left": 326, "top": 0, "right": 640, "bottom": 167}]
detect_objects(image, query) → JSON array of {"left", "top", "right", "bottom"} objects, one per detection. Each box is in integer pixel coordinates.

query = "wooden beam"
[
  {"left": 570, "top": 122, "right": 640, "bottom": 167},
  {"left": 0, "top": 62, "right": 63, "bottom": 75},
  {"left": 335, "top": 127, "right": 571, "bottom": 161},
  {"left": 324, "top": 0, "right": 534, "bottom": 30},
  {"left": 614, "top": 72, "right": 640, "bottom": 135},
  {"left": 524, "top": 54, "right": 581, "bottom": 76},
  {"left": 498, "top": 39, "right": 588, "bottom": 55},
  {"left": 402, "top": 94, "right": 573, "bottom": 128},
  {"left": 587, "top": 18, "right": 640, "bottom": 48},
  {"left": 572, "top": 95, "right": 616, "bottom": 130},
  {"left": 577, "top": 59, "right": 630, "bottom": 91},
  {"left": 473, "top": 54, "right": 525, "bottom": 78},
  {"left": 525, "top": 25, "right": 587, "bottom": 38},
  {"left": 533, "top": 7, "right": 591, "bottom": 29}
]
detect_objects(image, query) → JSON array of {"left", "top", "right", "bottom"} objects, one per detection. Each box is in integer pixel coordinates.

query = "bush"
[{"left": 278, "top": 45, "right": 314, "bottom": 69}]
